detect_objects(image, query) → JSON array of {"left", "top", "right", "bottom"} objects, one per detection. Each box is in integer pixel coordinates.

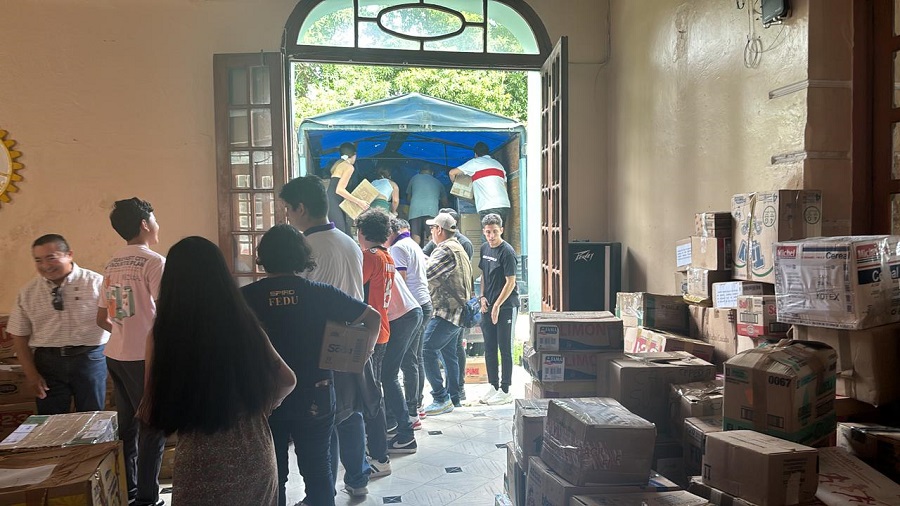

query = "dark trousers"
[
  {"left": 384, "top": 308, "right": 421, "bottom": 438},
  {"left": 33, "top": 345, "right": 106, "bottom": 414},
  {"left": 422, "top": 317, "right": 462, "bottom": 403},
  {"left": 363, "top": 349, "right": 389, "bottom": 462},
  {"left": 270, "top": 403, "right": 336, "bottom": 506},
  {"left": 456, "top": 332, "right": 467, "bottom": 401},
  {"left": 402, "top": 302, "right": 432, "bottom": 414},
  {"left": 481, "top": 307, "right": 516, "bottom": 391},
  {"left": 106, "top": 358, "right": 166, "bottom": 505},
  {"left": 331, "top": 411, "right": 370, "bottom": 489}
]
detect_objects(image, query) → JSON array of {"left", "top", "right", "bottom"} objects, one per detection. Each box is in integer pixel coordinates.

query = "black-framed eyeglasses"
[{"left": 51, "top": 286, "right": 63, "bottom": 311}]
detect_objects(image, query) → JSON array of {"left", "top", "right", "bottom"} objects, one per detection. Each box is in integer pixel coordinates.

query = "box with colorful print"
[
  {"left": 623, "top": 327, "right": 714, "bottom": 363},
  {"left": 540, "top": 398, "right": 656, "bottom": 486},
  {"left": 683, "top": 416, "right": 723, "bottom": 478},
  {"left": 736, "top": 295, "right": 789, "bottom": 339},
  {"left": 669, "top": 380, "right": 723, "bottom": 439},
  {"left": 524, "top": 346, "right": 603, "bottom": 383},
  {"left": 723, "top": 340, "right": 837, "bottom": 447},
  {"left": 615, "top": 293, "right": 690, "bottom": 334},
  {"left": 529, "top": 312, "right": 623, "bottom": 352},
  {"left": 774, "top": 236, "right": 900, "bottom": 330}
]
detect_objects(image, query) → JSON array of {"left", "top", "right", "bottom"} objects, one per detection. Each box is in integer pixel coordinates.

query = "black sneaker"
[
  {"left": 387, "top": 434, "right": 418, "bottom": 454},
  {"left": 386, "top": 422, "right": 398, "bottom": 436}
]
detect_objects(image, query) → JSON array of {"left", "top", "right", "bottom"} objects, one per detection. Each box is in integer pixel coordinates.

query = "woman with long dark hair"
[{"left": 143, "top": 236, "right": 296, "bottom": 506}]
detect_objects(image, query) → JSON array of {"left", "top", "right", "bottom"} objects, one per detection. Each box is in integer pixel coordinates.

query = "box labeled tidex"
[
  {"left": 513, "top": 399, "right": 549, "bottom": 471},
  {"left": 731, "top": 189, "right": 823, "bottom": 283},
  {"left": 528, "top": 379, "right": 597, "bottom": 399},
  {"left": 569, "top": 491, "right": 711, "bottom": 506},
  {"left": 319, "top": 320, "right": 378, "bottom": 373},
  {"left": 691, "top": 236, "right": 733, "bottom": 271},
  {"left": 736, "top": 295, "right": 789, "bottom": 338},
  {"left": 524, "top": 457, "right": 680, "bottom": 506},
  {"left": 702, "top": 430, "right": 818, "bottom": 506},
  {"left": 0, "top": 314, "right": 14, "bottom": 359},
  {"left": 676, "top": 238, "right": 692, "bottom": 271},
  {"left": 529, "top": 312, "right": 624, "bottom": 352},
  {"left": 837, "top": 422, "right": 900, "bottom": 483},
  {"left": 623, "top": 327, "right": 714, "bottom": 363},
  {"left": 0, "top": 402, "right": 36, "bottom": 442},
  {"left": 695, "top": 212, "right": 733, "bottom": 238},
  {"left": 608, "top": 352, "right": 716, "bottom": 434},
  {"left": 686, "top": 268, "right": 732, "bottom": 301},
  {"left": 683, "top": 416, "right": 723, "bottom": 478},
  {"left": 688, "top": 306, "right": 738, "bottom": 368},
  {"left": 0, "top": 411, "right": 119, "bottom": 450},
  {"left": 0, "top": 441, "right": 128, "bottom": 505},
  {"left": 506, "top": 442, "right": 527, "bottom": 506},
  {"left": 712, "top": 281, "right": 771, "bottom": 309},
  {"left": 792, "top": 323, "right": 900, "bottom": 406},
  {"left": 0, "top": 363, "right": 31, "bottom": 404},
  {"left": 540, "top": 398, "right": 656, "bottom": 486},
  {"left": 669, "top": 380, "right": 723, "bottom": 439},
  {"left": 524, "top": 345, "right": 602, "bottom": 382},
  {"left": 615, "top": 293, "right": 690, "bottom": 334},
  {"left": 816, "top": 447, "right": 900, "bottom": 506},
  {"left": 774, "top": 236, "right": 900, "bottom": 330},
  {"left": 724, "top": 340, "right": 837, "bottom": 447}
]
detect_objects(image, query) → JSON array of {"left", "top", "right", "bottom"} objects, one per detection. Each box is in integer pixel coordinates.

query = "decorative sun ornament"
[{"left": 0, "top": 128, "right": 24, "bottom": 208}]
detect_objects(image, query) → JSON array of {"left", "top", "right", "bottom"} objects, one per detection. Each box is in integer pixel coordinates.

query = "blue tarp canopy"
[{"left": 297, "top": 93, "right": 526, "bottom": 191}]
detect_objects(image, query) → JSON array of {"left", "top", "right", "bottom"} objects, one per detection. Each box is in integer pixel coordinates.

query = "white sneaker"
[
  {"left": 486, "top": 389, "right": 513, "bottom": 405},
  {"left": 479, "top": 386, "right": 499, "bottom": 404},
  {"left": 367, "top": 456, "right": 392, "bottom": 478}
]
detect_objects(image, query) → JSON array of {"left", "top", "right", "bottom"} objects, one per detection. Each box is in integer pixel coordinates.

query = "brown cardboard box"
[
  {"left": 0, "top": 441, "right": 128, "bottom": 505},
  {"left": 529, "top": 312, "right": 624, "bottom": 352},
  {"left": 319, "top": 320, "right": 378, "bottom": 374},
  {"left": 514, "top": 399, "right": 549, "bottom": 471},
  {"left": 507, "top": 441, "right": 527, "bottom": 506},
  {"left": 816, "top": 447, "right": 900, "bottom": 505},
  {"left": 527, "top": 379, "right": 597, "bottom": 399},
  {"left": 731, "top": 190, "right": 822, "bottom": 283},
  {"left": 676, "top": 238, "right": 692, "bottom": 271},
  {"left": 695, "top": 212, "right": 733, "bottom": 238},
  {"left": 570, "top": 491, "right": 711, "bottom": 506},
  {"left": 736, "top": 295, "right": 789, "bottom": 338},
  {"left": 616, "top": 293, "right": 690, "bottom": 334},
  {"left": 524, "top": 345, "right": 605, "bottom": 382},
  {"left": 0, "top": 363, "right": 32, "bottom": 404},
  {"left": 792, "top": 322, "right": 900, "bottom": 406},
  {"left": 623, "top": 327, "right": 714, "bottom": 363},
  {"left": 450, "top": 173, "right": 474, "bottom": 200},
  {"left": 691, "top": 236, "right": 733, "bottom": 271},
  {"left": 0, "top": 314, "right": 14, "bottom": 359},
  {"left": 683, "top": 416, "right": 723, "bottom": 478},
  {"left": 651, "top": 436, "right": 685, "bottom": 486},
  {"left": 724, "top": 341, "right": 837, "bottom": 447},
  {"left": 675, "top": 271, "right": 688, "bottom": 296},
  {"left": 688, "top": 306, "right": 738, "bottom": 368},
  {"left": 836, "top": 422, "right": 900, "bottom": 483},
  {"left": 686, "top": 268, "right": 732, "bottom": 300},
  {"left": 0, "top": 411, "right": 118, "bottom": 450},
  {"left": 687, "top": 476, "right": 756, "bottom": 506},
  {"left": 465, "top": 355, "right": 488, "bottom": 384},
  {"left": 669, "top": 380, "right": 723, "bottom": 439},
  {"left": 711, "top": 281, "right": 772, "bottom": 309},
  {"left": 524, "top": 457, "right": 680, "bottom": 506},
  {"left": 702, "top": 430, "right": 818, "bottom": 506},
  {"left": 608, "top": 352, "right": 716, "bottom": 434},
  {"left": 0, "top": 401, "right": 36, "bottom": 441},
  {"left": 540, "top": 398, "right": 656, "bottom": 486}
]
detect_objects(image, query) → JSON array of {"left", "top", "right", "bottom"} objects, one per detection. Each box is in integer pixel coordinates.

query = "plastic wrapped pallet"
[{"left": 0, "top": 411, "right": 118, "bottom": 450}]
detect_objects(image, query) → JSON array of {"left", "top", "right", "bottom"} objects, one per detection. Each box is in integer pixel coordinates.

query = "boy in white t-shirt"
[{"left": 96, "top": 197, "right": 167, "bottom": 506}]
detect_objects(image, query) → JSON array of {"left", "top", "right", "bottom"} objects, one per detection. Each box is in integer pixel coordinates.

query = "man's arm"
[
  {"left": 96, "top": 307, "right": 112, "bottom": 333},
  {"left": 448, "top": 168, "right": 462, "bottom": 182},
  {"left": 10, "top": 334, "right": 49, "bottom": 399}
]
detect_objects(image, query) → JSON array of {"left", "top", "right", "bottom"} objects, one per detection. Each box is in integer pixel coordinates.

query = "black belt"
[{"left": 36, "top": 345, "right": 102, "bottom": 357}]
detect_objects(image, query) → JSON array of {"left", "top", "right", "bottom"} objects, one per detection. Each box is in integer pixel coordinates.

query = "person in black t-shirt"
[
  {"left": 477, "top": 213, "right": 519, "bottom": 406},
  {"left": 241, "top": 225, "right": 381, "bottom": 506}
]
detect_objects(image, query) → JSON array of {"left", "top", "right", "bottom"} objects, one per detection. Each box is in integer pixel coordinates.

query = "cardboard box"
[
  {"left": 0, "top": 441, "right": 128, "bottom": 505},
  {"left": 731, "top": 190, "right": 823, "bottom": 283},
  {"left": 608, "top": 352, "right": 716, "bottom": 434},
  {"left": 669, "top": 380, "right": 723, "bottom": 439},
  {"left": 837, "top": 422, "right": 900, "bottom": 483},
  {"left": 792, "top": 323, "right": 900, "bottom": 406},
  {"left": 774, "top": 236, "right": 900, "bottom": 330},
  {"left": 688, "top": 306, "right": 738, "bottom": 368},
  {"left": 652, "top": 436, "right": 685, "bottom": 486},
  {"left": 623, "top": 327, "right": 714, "bottom": 363},
  {"left": 691, "top": 236, "right": 733, "bottom": 271},
  {"left": 702, "top": 430, "right": 818, "bottom": 506},
  {"left": 514, "top": 399, "right": 549, "bottom": 471},
  {"left": 724, "top": 341, "right": 837, "bottom": 447},
  {"left": 616, "top": 293, "right": 690, "bottom": 334},
  {"left": 695, "top": 212, "right": 733, "bottom": 238},
  {"left": 0, "top": 401, "right": 37, "bottom": 442},
  {"left": 712, "top": 281, "right": 771, "bottom": 309},
  {"left": 675, "top": 271, "right": 688, "bottom": 296},
  {"left": 683, "top": 416, "right": 723, "bottom": 478},
  {"left": 450, "top": 173, "right": 474, "bottom": 200},
  {"left": 319, "top": 320, "right": 379, "bottom": 373},
  {"left": 687, "top": 476, "right": 756, "bottom": 506},
  {"left": 507, "top": 441, "right": 527, "bottom": 506},
  {"left": 529, "top": 312, "right": 624, "bottom": 352},
  {"left": 0, "top": 314, "right": 14, "bottom": 359},
  {"left": 815, "top": 447, "right": 900, "bottom": 506},
  {"left": 527, "top": 379, "right": 598, "bottom": 399},
  {"left": 686, "top": 268, "right": 732, "bottom": 300},
  {"left": 736, "top": 295, "right": 789, "bottom": 339},
  {"left": 570, "top": 491, "right": 711, "bottom": 506},
  {"left": 0, "top": 363, "right": 32, "bottom": 404},
  {"left": 524, "top": 346, "right": 603, "bottom": 382},
  {"left": 540, "top": 398, "right": 656, "bottom": 486},
  {"left": 0, "top": 411, "right": 118, "bottom": 450},
  {"left": 524, "top": 456, "right": 680, "bottom": 506},
  {"left": 465, "top": 355, "right": 488, "bottom": 384},
  {"left": 676, "top": 237, "right": 692, "bottom": 271}
]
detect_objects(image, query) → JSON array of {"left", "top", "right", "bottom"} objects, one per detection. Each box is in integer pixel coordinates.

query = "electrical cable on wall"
[{"left": 739, "top": 0, "right": 788, "bottom": 69}]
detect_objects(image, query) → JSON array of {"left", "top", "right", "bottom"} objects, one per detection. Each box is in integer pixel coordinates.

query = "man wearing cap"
[
  {"left": 422, "top": 208, "right": 473, "bottom": 260},
  {"left": 448, "top": 142, "right": 511, "bottom": 226},
  {"left": 421, "top": 213, "right": 472, "bottom": 416}
]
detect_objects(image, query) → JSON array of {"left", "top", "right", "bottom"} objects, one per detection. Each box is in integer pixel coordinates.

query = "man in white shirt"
[
  {"left": 449, "top": 142, "right": 511, "bottom": 225},
  {"left": 8, "top": 234, "right": 109, "bottom": 415}
]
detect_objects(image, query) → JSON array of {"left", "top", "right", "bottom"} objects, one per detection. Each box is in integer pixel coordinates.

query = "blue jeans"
[
  {"left": 403, "top": 302, "right": 432, "bottom": 414},
  {"left": 331, "top": 411, "right": 370, "bottom": 489},
  {"left": 33, "top": 345, "right": 106, "bottom": 414},
  {"left": 384, "top": 308, "right": 422, "bottom": 438},
  {"left": 422, "top": 317, "right": 462, "bottom": 404}
]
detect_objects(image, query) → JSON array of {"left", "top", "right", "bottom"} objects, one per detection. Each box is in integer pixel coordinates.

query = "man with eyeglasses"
[{"left": 7, "top": 234, "right": 109, "bottom": 415}]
